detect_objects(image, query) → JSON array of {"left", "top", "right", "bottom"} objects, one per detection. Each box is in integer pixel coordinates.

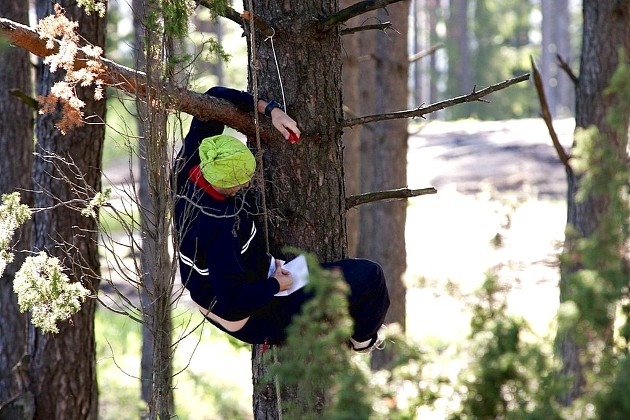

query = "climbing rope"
[
  {"left": 246, "top": 4, "right": 283, "bottom": 419},
  {"left": 246, "top": 1, "right": 271, "bottom": 256}
]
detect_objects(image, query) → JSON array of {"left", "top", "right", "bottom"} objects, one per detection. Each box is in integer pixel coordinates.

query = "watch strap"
[{"left": 265, "top": 100, "right": 282, "bottom": 117}]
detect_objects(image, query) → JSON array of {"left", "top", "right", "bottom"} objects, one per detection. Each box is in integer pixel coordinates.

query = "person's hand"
[
  {"left": 270, "top": 108, "right": 301, "bottom": 143},
  {"left": 272, "top": 259, "right": 293, "bottom": 292}
]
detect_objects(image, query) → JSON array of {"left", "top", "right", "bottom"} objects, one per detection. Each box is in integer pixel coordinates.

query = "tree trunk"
[
  {"left": 541, "top": 0, "right": 556, "bottom": 113},
  {"left": 358, "top": 3, "right": 410, "bottom": 371},
  {"left": 28, "top": 2, "right": 106, "bottom": 419},
  {"left": 558, "top": 0, "right": 630, "bottom": 405},
  {"left": 341, "top": 0, "right": 362, "bottom": 258},
  {"left": 0, "top": 0, "right": 33, "bottom": 408},
  {"left": 542, "top": 0, "right": 573, "bottom": 117},
  {"left": 427, "top": 0, "right": 441, "bottom": 107},
  {"left": 133, "top": 2, "right": 176, "bottom": 417},
  {"left": 554, "top": 0, "right": 573, "bottom": 116},
  {"left": 246, "top": 0, "right": 346, "bottom": 417},
  {"left": 446, "top": 0, "right": 471, "bottom": 99}
]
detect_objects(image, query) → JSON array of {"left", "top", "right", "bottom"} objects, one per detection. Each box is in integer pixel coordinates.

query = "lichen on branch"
[
  {"left": 36, "top": 4, "right": 104, "bottom": 134},
  {"left": 14, "top": 252, "right": 90, "bottom": 334},
  {"left": 0, "top": 192, "right": 32, "bottom": 277}
]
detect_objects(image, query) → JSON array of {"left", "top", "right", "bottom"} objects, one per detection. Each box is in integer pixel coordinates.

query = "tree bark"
[
  {"left": 27, "top": 2, "right": 106, "bottom": 419},
  {"left": 358, "top": 2, "right": 410, "bottom": 371},
  {"left": 0, "top": 0, "right": 33, "bottom": 408},
  {"left": 245, "top": 0, "right": 346, "bottom": 417},
  {"left": 341, "top": 0, "right": 362, "bottom": 257},
  {"left": 558, "top": 0, "right": 630, "bottom": 405}
]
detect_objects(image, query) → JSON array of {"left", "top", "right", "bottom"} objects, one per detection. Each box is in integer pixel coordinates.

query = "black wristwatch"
[{"left": 265, "top": 100, "right": 283, "bottom": 118}]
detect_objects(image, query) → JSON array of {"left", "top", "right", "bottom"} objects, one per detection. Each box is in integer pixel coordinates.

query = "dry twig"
[
  {"left": 342, "top": 73, "right": 530, "bottom": 128},
  {"left": 346, "top": 187, "right": 437, "bottom": 210},
  {"left": 530, "top": 56, "right": 572, "bottom": 172}
]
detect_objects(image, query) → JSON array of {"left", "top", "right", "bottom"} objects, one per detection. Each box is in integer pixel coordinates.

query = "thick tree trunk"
[
  {"left": 558, "top": 0, "right": 630, "bottom": 405},
  {"left": 359, "top": 3, "right": 410, "bottom": 371},
  {"left": 341, "top": 0, "right": 362, "bottom": 258},
  {"left": 246, "top": 0, "right": 346, "bottom": 417},
  {"left": 28, "top": 2, "right": 106, "bottom": 419},
  {"left": 0, "top": 0, "right": 33, "bottom": 408}
]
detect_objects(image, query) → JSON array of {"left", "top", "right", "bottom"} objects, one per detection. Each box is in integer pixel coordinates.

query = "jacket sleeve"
[
  {"left": 176, "top": 87, "right": 255, "bottom": 181},
  {"left": 204, "top": 219, "right": 280, "bottom": 321}
]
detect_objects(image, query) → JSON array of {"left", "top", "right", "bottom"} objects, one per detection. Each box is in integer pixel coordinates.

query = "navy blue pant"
[{"left": 205, "top": 258, "right": 390, "bottom": 345}]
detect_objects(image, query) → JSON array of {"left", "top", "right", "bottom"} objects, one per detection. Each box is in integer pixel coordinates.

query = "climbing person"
[{"left": 174, "top": 86, "right": 390, "bottom": 352}]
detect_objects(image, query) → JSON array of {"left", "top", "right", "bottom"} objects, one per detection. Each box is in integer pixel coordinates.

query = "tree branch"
[
  {"left": 194, "top": 0, "right": 274, "bottom": 38},
  {"left": 0, "top": 17, "right": 281, "bottom": 142},
  {"left": 409, "top": 43, "right": 444, "bottom": 63},
  {"left": 346, "top": 187, "right": 437, "bottom": 210},
  {"left": 9, "top": 89, "right": 38, "bottom": 110},
  {"left": 341, "top": 73, "right": 530, "bottom": 128},
  {"left": 318, "top": 0, "right": 406, "bottom": 32},
  {"left": 556, "top": 54, "right": 578, "bottom": 86},
  {"left": 530, "top": 56, "right": 572, "bottom": 173},
  {"left": 341, "top": 22, "right": 392, "bottom": 36}
]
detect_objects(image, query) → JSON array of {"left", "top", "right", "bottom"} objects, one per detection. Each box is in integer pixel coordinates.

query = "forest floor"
[{"left": 405, "top": 117, "right": 575, "bottom": 342}]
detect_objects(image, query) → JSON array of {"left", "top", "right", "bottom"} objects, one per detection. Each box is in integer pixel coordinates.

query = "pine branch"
[
  {"left": 346, "top": 187, "right": 437, "bottom": 210},
  {"left": 409, "top": 43, "right": 444, "bottom": 63},
  {"left": 556, "top": 54, "right": 578, "bottom": 86},
  {"left": 0, "top": 17, "right": 280, "bottom": 142},
  {"left": 341, "top": 22, "right": 392, "bottom": 36},
  {"left": 341, "top": 73, "right": 530, "bottom": 128},
  {"left": 194, "top": 0, "right": 274, "bottom": 37},
  {"left": 530, "top": 56, "right": 572, "bottom": 173},
  {"left": 319, "top": 0, "right": 406, "bottom": 32}
]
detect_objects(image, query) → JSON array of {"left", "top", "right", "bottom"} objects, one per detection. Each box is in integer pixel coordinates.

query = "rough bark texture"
[
  {"left": 358, "top": 2, "right": 409, "bottom": 371},
  {"left": 28, "top": 2, "right": 106, "bottom": 419},
  {"left": 558, "top": 0, "right": 630, "bottom": 405},
  {"left": 246, "top": 0, "right": 345, "bottom": 418},
  {"left": 0, "top": 0, "right": 33, "bottom": 407},
  {"left": 341, "top": 0, "right": 362, "bottom": 257}
]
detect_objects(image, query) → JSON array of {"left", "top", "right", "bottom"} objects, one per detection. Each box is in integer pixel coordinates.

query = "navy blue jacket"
[{"left": 174, "top": 87, "right": 280, "bottom": 321}]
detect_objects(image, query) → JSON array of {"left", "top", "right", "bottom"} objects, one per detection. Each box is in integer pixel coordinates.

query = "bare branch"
[
  {"left": 346, "top": 187, "right": 437, "bottom": 210},
  {"left": 319, "top": 0, "right": 406, "bottom": 32},
  {"left": 341, "top": 73, "right": 530, "bottom": 128},
  {"left": 409, "top": 43, "right": 444, "bottom": 63},
  {"left": 0, "top": 17, "right": 282, "bottom": 143},
  {"left": 194, "top": 0, "right": 275, "bottom": 38},
  {"left": 530, "top": 56, "right": 572, "bottom": 172},
  {"left": 556, "top": 54, "right": 579, "bottom": 86},
  {"left": 341, "top": 22, "right": 392, "bottom": 36},
  {"left": 9, "top": 88, "right": 38, "bottom": 110}
]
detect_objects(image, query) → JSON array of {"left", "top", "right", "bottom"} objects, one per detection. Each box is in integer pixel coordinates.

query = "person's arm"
[
  {"left": 205, "top": 221, "right": 286, "bottom": 321},
  {"left": 207, "top": 87, "right": 301, "bottom": 141},
  {"left": 256, "top": 100, "right": 301, "bottom": 141}
]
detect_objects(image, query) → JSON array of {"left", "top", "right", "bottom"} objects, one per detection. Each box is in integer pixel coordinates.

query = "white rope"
[{"left": 266, "top": 30, "right": 287, "bottom": 112}]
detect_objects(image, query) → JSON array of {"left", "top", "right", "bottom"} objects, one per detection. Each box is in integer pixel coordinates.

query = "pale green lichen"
[
  {"left": 77, "top": 0, "right": 107, "bottom": 17},
  {"left": 14, "top": 252, "right": 90, "bottom": 334},
  {"left": 0, "top": 192, "right": 32, "bottom": 277}
]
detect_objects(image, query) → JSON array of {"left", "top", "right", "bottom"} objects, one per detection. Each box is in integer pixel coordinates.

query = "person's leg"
[
  {"left": 201, "top": 294, "right": 310, "bottom": 345},
  {"left": 322, "top": 259, "right": 390, "bottom": 343}
]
